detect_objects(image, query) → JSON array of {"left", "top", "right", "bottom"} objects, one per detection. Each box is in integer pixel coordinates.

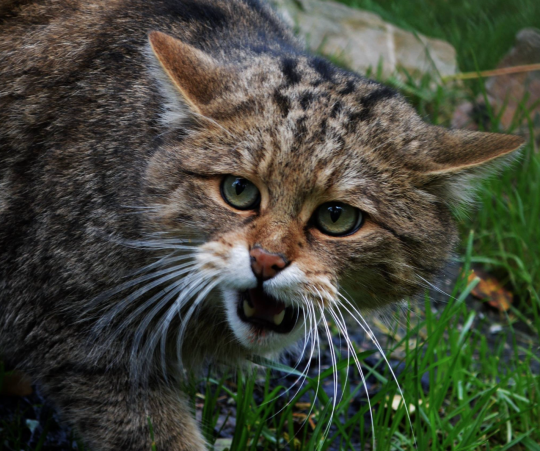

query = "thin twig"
[{"left": 442, "top": 63, "right": 540, "bottom": 82}]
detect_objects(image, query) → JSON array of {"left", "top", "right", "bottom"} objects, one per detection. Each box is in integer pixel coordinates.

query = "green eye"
[
  {"left": 221, "top": 175, "right": 260, "bottom": 210},
  {"left": 315, "top": 202, "right": 363, "bottom": 236}
]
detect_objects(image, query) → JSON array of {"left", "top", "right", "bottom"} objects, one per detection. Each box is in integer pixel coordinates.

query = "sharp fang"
[
  {"left": 274, "top": 310, "right": 285, "bottom": 326},
  {"left": 243, "top": 300, "right": 255, "bottom": 318}
]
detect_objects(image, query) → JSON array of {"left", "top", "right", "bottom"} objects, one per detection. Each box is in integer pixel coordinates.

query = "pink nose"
[{"left": 250, "top": 247, "right": 287, "bottom": 281}]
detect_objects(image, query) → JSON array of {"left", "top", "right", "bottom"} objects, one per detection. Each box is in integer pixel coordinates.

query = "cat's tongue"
[{"left": 248, "top": 285, "right": 286, "bottom": 320}]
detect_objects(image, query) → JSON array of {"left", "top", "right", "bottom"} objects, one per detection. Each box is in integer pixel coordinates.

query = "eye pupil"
[
  {"left": 328, "top": 205, "right": 342, "bottom": 223},
  {"left": 221, "top": 175, "right": 260, "bottom": 210},
  {"left": 233, "top": 178, "right": 246, "bottom": 195},
  {"left": 314, "top": 201, "right": 364, "bottom": 237}
]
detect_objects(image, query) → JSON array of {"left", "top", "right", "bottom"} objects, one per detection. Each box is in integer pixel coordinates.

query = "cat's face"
[{"left": 144, "top": 32, "right": 523, "bottom": 358}]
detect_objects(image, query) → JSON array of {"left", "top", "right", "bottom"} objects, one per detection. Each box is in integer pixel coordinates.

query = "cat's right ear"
[
  {"left": 411, "top": 126, "right": 525, "bottom": 207},
  {"left": 148, "top": 31, "right": 232, "bottom": 120}
]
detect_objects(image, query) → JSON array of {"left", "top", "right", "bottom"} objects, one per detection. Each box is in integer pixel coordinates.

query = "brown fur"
[{"left": 0, "top": 0, "right": 524, "bottom": 449}]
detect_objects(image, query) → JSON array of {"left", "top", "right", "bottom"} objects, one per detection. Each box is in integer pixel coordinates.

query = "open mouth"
[{"left": 237, "top": 285, "right": 301, "bottom": 334}]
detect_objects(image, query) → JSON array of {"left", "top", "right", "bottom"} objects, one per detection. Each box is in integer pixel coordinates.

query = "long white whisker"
[
  {"left": 306, "top": 301, "right": 322, "bottom": 422},
  {"left": 331, "top": 307, "right": 350, "bottom": 408},
  {"left": 290, "top": 305, "right": 312, "bottom": 373},
  {"left": 265, "top": 302, "right": 316, "bottom": 417},
  {"left": 337, "top": 292, "right": 417, "bottom": 446},
  {"left": 128, "top": 252, "right": 197, "bottom": 277},
  {"left": 328, "top": 305, "right": 376, "bottom": 450},
  {"left": 147, "top": 270, "right": 217, "bottom": 378},
  {"left": 265, "top": 297, "right": 324, "bottom": 449},
  {"left": 277, "top": 299, "right": 324, "bottom": 445},
  {"left": 93, "top": 261, "right": 197, "bottom": 312},
  {"left": 281, "top": 298, "right": 324, "bottom": 443},
  {"left": 304, "top": 301, "right": 322, "bottom": 427},
  {"left": 317, "top": 289, "right": 350, "bottom": 411},
  {"left": 174, "top": 275, "right": 222, "bottom": 370},
  {"left": 128, "top": 269, "right": 204, "bottom": 380},
  {"left": 121, "top": 239, "right": 201, "bottom": 251},
  {"left": 317, "top": 303, "right": 338, "bottom": 440},
  {"left": 104, "top": 267, "right": 197, "bottom": 342},
  {"left": 415, "top": 272, "right": 455, "bottom": 301},
  {"left": 93, "top": 263, "right": 198, "bottom": 346}
]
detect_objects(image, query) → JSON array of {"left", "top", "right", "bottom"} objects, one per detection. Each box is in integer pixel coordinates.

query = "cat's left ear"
[
  {"left": 148, "top": 31, "right": 234, "bottom": 118},
  {"left": 412, "top": 127, "right": 525, "bottom": 205}
]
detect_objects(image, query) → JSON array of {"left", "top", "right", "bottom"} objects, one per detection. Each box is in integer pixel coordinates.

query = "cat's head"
[{"left": 143, "top": 31, "right": 523, "bottom": 359}]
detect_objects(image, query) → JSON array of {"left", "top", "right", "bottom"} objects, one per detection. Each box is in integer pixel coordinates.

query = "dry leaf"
[
  {"left": 294, "top": 402, "right": 312, "bottom": 410},
  {"left": 468, "top": 269, "right": 513, "bottom": 312}
]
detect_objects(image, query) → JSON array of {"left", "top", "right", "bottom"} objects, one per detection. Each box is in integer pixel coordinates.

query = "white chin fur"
[{"left": 222, "top": 289, "right": 306, "bottom": 354}]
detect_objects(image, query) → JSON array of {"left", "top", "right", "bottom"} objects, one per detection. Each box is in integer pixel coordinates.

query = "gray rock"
[
  {"left": 452, "top": 28, "right": 540, "bottom": 143},
  {"left": 270, "top": 0, "right": 457, "bottom": 78}
]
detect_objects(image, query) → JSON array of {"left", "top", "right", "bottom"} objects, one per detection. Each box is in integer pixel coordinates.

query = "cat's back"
[
  {"left": 0, "top": 0, "right": 160, "bottom": 269},
  {"left": 0, "top": 0, "right": 297, "bottom": 334},
  {"left": 0, "top": 0, "right": 295, "bottom": 165},
  {"left": 0, "top": 0, "right": 157, "bottom": 164},
  {"left": 0, "top": 0, "right": 294, "bottom": 93}
]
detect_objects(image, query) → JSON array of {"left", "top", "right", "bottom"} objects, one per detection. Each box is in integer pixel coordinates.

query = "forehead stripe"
[
  {"left": 273, "top": 89, "right": 290, "bottom": 118},
  {"left": 281, "top": 57, "right": 301, "bottom": 85},
  {"left": 354, "top": 86, "right": 398, "bottom": 122},
  {"left": 309, "top": 56, "right": 335, "bottom": 82}
]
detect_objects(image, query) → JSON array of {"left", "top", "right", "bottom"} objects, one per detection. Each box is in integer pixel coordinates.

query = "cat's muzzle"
[{"left": 237, "top": 285, "right": 301, "bottom": 334}]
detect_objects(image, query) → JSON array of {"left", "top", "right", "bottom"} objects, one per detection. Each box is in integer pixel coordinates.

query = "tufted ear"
[
  {"left": 148, "top": 31, "right": 232, "bottom": 117},
  {"left": 411, "top": 126, "right": 525, "bottom": 205},
  {"left": 415, "top": 127, "right": 525, "bottom": 174}
]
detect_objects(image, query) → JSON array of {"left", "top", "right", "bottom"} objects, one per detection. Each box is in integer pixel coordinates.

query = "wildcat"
[{"left": 0, "top": 0, "right": 524, "bottom": 449}]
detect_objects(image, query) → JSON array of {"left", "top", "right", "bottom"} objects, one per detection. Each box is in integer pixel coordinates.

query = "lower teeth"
[
  {"left": 273, "top": 310, "right": 285, "bottom": 326},
  {"left": 239, "top": 292, "right": 301, "bottom": 332},
  {"left": 243, "top": 300, "right": 255, "bottom": 318}
]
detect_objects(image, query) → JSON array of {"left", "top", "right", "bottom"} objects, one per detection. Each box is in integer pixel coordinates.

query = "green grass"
[{"left": 469, "top": 131, "right": 540, "bottom": 331}]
